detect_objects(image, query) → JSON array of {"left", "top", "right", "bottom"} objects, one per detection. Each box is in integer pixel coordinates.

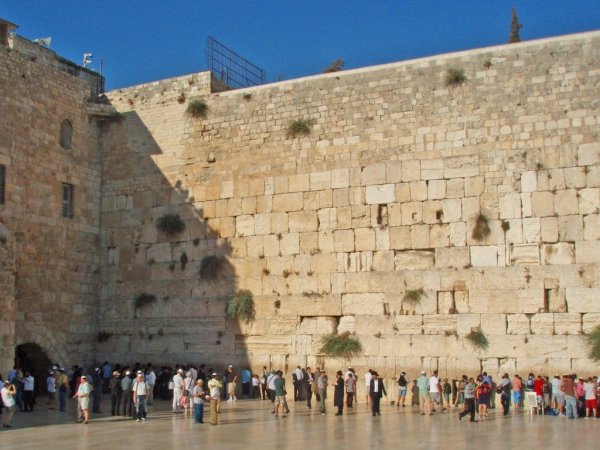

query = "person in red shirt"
[{"left": 533, "top": 375, "right": 545, "bottom": 414}]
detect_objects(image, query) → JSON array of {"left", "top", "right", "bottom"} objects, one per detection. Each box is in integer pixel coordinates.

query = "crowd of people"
[{"left": 1, "top": 362, "right": 599, "bottom": 429}]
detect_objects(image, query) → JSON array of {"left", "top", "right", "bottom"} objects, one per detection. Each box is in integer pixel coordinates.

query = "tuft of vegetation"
[
  {"left": 401, "top": 288, "right": 426, "bottom": 308},
  {"left": 262, "top": 267, "right": 270, "bottom": 276},
  {"left": 156, "top": 213, "right": 186, "bottom": 236},
  {"left": 323, "top": 58, "right": 344, "bottom": 73},
  {"left": 501, "top": 220, "right": 511, "bottom": 233},
  {"left": 274, "top": 299, "right": 281, "bottom": 309},
  {"left": 508, "top": 7, "right": 523, "bottom": 44},
  {"left": 180, "top": 252, "right": 188, "bottom": 270},
  {"left": 186, "top": 98, "right": 209, "bottom": 118},
  {"left": 584, "top": 325, "right": 600, "bottom": 362},
  {"left": 177, "top": 93, "right": 186, "bottom": 104},
  {"left": 134, "top": 293, "right": 157, "bottom": 310},
  {"left": 445, "top": 68, "right": 468, "bottom": 87},
  {"left": 96, "top": 331, "right": 113, "bottom": 343},
  {"left": 319, "top": 332, "right": 363, "bottom": 359},
  {"left": 483, "top": 57, "right": 493, "bottom": 69},
  {"left": 193, "top": 238, "right": 201, "bottom": 246},
  {"left": 472, "top": 213, "right": 491, "bottom": 241},
  {"left": 465, "top": 327, "right": 489, "bottom": 351},
  {"left": 243, "top": 93, "right": 252, "bottom": 100},
  {"left": 287, "top": 118, "right": 315, "bottom": 138},
  {"left": 200, "top": 255, "right": 223, "bottom": 281},
  {"left": 226, "top": 289, "right": 255, "bottom": 324}
]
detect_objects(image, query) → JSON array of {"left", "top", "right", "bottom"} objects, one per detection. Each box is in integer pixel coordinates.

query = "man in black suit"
[{"left": 369, "top": 372, "right": 386, "bottom": 416}]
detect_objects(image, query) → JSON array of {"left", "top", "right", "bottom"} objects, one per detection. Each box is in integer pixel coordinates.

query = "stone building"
[{"left": 1, "top": 19, "right": 599, "bottom": 380}]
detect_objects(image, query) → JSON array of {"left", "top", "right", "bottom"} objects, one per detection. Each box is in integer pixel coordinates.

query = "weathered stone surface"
[
  {"left": 566, "top": 288, "right": 600, "bottom": 313},
  {"left": 394, "top": 250, "right": 435, "bottom": 270}
]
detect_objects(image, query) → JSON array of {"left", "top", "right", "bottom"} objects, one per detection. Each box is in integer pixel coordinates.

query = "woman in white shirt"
[{"left": 1, "top": 380, "right": 17, "bottom": 428}]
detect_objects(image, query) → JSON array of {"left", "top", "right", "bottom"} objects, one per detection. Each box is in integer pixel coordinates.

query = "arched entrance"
[{"left": 15, "top": 343, "right": 53, "bottom": 396}]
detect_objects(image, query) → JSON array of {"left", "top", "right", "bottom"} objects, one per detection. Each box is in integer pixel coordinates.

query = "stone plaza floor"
[{"left": 1, "top": 395, "right": 598, "bottom": 449}]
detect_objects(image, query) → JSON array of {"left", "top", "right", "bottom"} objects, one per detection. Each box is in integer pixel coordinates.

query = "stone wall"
[
  {"left": 101, "top": 31, "right": 600, "bottom": 378},
  {"left": 0, "top": 42, "right": 103, "bottom": 368},
  {"left": 0, "top": 222, "right": 16, "bottom": 376}
]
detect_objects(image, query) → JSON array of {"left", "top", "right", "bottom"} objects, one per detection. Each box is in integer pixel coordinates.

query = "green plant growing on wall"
[
  {"left": 134, "top": 293, "right": 157, "bottom": 310},
  {"left": 200, "top": 255, "right": 223, "bottom": 281},
  {"left": 323, "top": 58, "right": 344, "bottom": 73},
  {"left": 466, "top": 327, "right": 489, "bottom": 351},
  {"left": 226, "top": 289, "right": 255, "bottom": 324},
  {"left": 508, "top": 7, "right": 523, "bottom": 43},
  {"left": 186, "top": 98, "right": 208, "bottom": 118},
  {"left": 156, "top": 213, "right": 186, "bottom": 236},
  {"left": 584, "top": 324, "right": 600, "bottom": 362},
  {"left": 401, "top": 288, "right": 426, "bottom": 308},
  {"left": 445, "top": 68, "right": 468, "bottom": 87},
  {"left": 180, "top": 252, "right": 188, "bottom": 270},
  {"left": 472, "top": 213, "right": 491, "bottom": 241},
  {"left": 287, "top": 118, "right": 315, "bottom": 138},
  {"left": 319, "top": 332, "right": 363, "bottom": 359}
]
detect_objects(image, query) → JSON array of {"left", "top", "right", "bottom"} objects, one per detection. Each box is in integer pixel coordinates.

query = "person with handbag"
[{"left": 1, "top": 380, "right": 17, "bottom": 428}]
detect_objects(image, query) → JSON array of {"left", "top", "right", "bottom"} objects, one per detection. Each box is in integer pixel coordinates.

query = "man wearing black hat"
[{"left": 369, "top": 372, "right": 386, "bottom": 416}]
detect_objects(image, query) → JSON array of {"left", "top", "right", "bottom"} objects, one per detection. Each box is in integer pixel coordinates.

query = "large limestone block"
[
  {"left": 499, "top": 193, "right": 522, "bottom": 219},
  {"left": 373, "top": 251, "right": 394, "bottom": 271},
  {"left": 442, "top": 198, "right": 462, "bottom": 223},
  {"left": 297, "top": 316, "right": 338, "bottom": 335},
  {"left": 422, "top": 315, "right": 457, "bottom": 335},
  {"left": 331, "top": 168, "right": 350, "bottom": 189},
  {"left": 310, "top": 171, "right": 332, "bottom": 191},
  {"left": 366, "top": 184, "right": 395, "bottom": 204},
  {"left": 288, "top": 211, "right": 318, "bottom": 232},
  {"left": 280, "top": 233, "right": 300, "bottom": 256},
  {"left": 334, "top": 229, "right": 355, "bottom": 252},
  {"left": 402, "top": 160, "right": 420, "bottom": 182},
  {"left": 456, "top": 314, "right": 480, "bottom": 335},
  {"left": 272, "top": 193, "right": 303, "bottom": 212},
  {"left": 583, "top": 215, "right": 600, "bottom": 241},
  {"left": 337, "top": 315, "right": 355, "bottom": 333},
  {"left": 553, "top": 313, "right": 582, "bottom": 335},
  {"left": 558, "top": 215, "right": 583, "bottom": 242},
  {"left": 522, "top": 218, "right": 541, "bottom": 243},
  {"left": 354, "top": 228, "right": 376, "bottom": 251},
  {"left": 583, "top": 313, "right": 600, "bottom": 334},
  {"left": 146, "top": 242, "right": 172, "bottom": 263},
  {"left": 402, "top": 202, "right": 422, "bottom": 225},
  {"left": 277, "top": 294, "right": 342, "bottom": 316},
  {"left": 362, "top": 163, "right": 387, "bottom": 186},
  {"left": 531, "top": 191, "right": 554, "bottom": 217},
  {"left": 554, "top": 190, "right": 579, "bottom": 216},
  {"left": 342, "top": 293, "right": 385, "bottom": 315},
  {"left": 577, "top": 143, "right": 600, "bottom": 165},
  {"left": 408, "top": 335, "right": 447, "bottom": 357},
  {"left": 471, "top": 246, "right": 498, "bottom": 267},
  {"left": 542, "top": 243, "right": 574, "bottom": 265},
  {"left": 410, "top": 181, "right": 427, "bottom": 201},
  {"left": 393, "top": 315, "right": 423, "bottom": 334},
  {"left": 389, "top": 226, "right": 411, "bottom": 250},
  {"left": 507, "top": 314, "right": 530, "bottom": 334},
  {"left": 428, "top": 179, "right": 446, "bottom": 200},
  {"left": 270, "top": 212, "right": 289, "bottom": 234},
  {"left": 353, "top": 315, "right": 393, "bottom": 335},
  {"left": 411, "top": 225, "right": 430, "bottom": 249},
  {"left": 521, "top": 171, "right": 537, "bottom": 192},
  {"left": 435, "top": 247, "right": 470, "bottom": 269},
  {"left": 429, "top": 224, "right": 450, "bottom": 248},
  {"left": 394, "top": 250, "right": 435, "bottom": 270},
  {"left": 480, "top": 314, "right": 507, "bottom": 335},
  {"left": 449, "top": 222, "right": 467, "bottom": 246},
  {"left": 566, "top": 287, "right": 600, "bottom": 312},
  {"left": 540, "top": 217, "right": 558, "bottom": 243},
  {"left": 519, "top": 288, "right": 545, "bottom": 313},
  {"left": 236, "top": 215, "right": 255, "bottom": 237},
  {"left": 292, "top": 335, "right": 313, "bottom": 355},
  {"left": 511, "top": 244, "right": 540, "bottom": 265},
  {"left": 578, "top": 188, "right": 600, "bottom": 215},
  {"left": 575, "top": 241, "right": 600, "bottom": 263},
  {"left": 444, "top": 155, "right": 479, "bottom": 178},
  {"left": 288, "top": 173, "right": 310, "bottom": 192},
  {"left": 530, "top": 314, "right": 554, "bottom": 335}
]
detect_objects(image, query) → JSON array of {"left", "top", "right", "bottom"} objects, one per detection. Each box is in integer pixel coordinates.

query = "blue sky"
[{"left": 3, "top": 1, "right": 600, "bottom": 90}]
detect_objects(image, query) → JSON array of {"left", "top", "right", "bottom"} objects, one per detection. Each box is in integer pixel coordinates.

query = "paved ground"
[{"left": 1, "top": 395, "right": 598, "bottom": 449}]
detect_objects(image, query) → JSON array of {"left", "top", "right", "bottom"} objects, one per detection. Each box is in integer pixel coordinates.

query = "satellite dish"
[{"left": 32, "top": 37, "right": 51, "bottom": 48}]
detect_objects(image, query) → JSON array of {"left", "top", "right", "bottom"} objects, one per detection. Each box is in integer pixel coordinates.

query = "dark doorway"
[{"left": 15, "top": 343, "right": 53, "bottom": 396}]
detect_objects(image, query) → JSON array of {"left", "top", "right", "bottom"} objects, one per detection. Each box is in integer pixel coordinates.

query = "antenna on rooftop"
[
  {"left": 82, "top": 53, "right": 93, "bottom": 68},
  {"left": 32, "top": 37, "right": 51, "bottom": 48}
]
